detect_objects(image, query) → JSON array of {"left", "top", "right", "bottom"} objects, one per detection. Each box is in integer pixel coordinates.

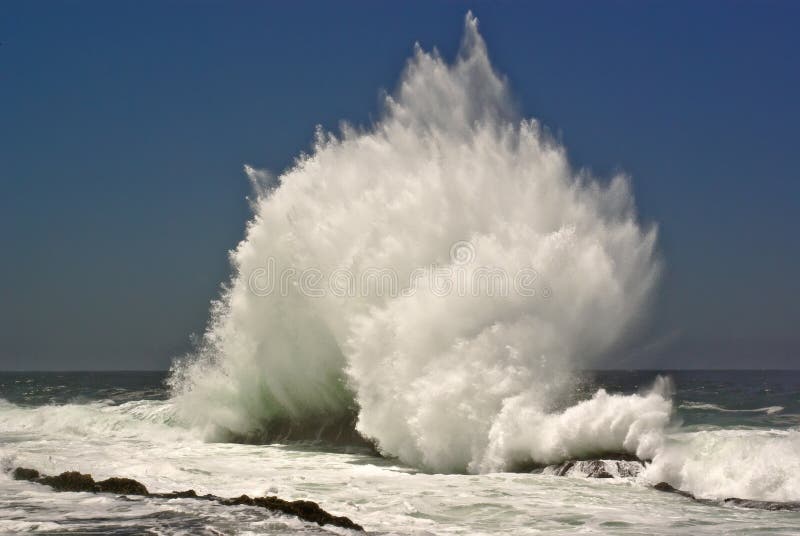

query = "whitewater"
[
  {"left": 169, "top": 12, "right": 662, "bottom": 473},
  {"left": 2, "top": 13, "right": 800, "bottom": 535}
]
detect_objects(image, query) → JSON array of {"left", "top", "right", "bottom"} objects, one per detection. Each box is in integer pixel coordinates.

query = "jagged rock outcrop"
[
  {"left": 537, "top": 461, "right": 800, "bottom": 512},
  {"left": 12, "top": 467, "right": 363, "bottom": 531},
  {"left": 96, "top": 477, "right": 150, "bottom": 495},
  {"left": 652, "top": 481, "right": 800, "bottom": 512}
]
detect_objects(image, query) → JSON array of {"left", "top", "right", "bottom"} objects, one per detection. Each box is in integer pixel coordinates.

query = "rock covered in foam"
[
  {"left": 39, "top": 471, "right": 97, "bottom": 493},
  {"left": 13, "top": 468, "right": 150, "bottom": 495},
  {"left": 651, "top": 481, "right": 800, "bottom": 512},
  {"left": 221, "top": 494, "right": 363, "bottom": 531},
  {"left": 543, "top": 457, "right": 645, "bottom": 479}
]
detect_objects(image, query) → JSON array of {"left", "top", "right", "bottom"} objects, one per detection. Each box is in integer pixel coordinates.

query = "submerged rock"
[
  {"left": 96, "top": 477, "right": 149, "bottom": 496},
  {"left": 10, "top": 467, "right": 363, "bottom": 531},
  {"left": 652, "top": 481, "right": 696, "bottom": 499},
  {"left": 12, "top": 467, "right": 40, "bottom": 481},
  {"left": 652, "top": 481, "right": 800, "bottom": 512},
  {"left": 39, "top": 471, "right": 96, "bottom": 492},
  {"left": 722, "top": 498, "right": 800, "bottom": 512},
  {"left": 151, "top": 489, "right": 198, "bottom": 499},
  {"left": 220, "top": 494, "right": 363, "bottom": 531}
]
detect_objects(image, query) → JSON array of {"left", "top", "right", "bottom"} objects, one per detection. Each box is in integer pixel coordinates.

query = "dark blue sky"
[{"left": 1, "top": 1, "right": 798, "bottom": 370}]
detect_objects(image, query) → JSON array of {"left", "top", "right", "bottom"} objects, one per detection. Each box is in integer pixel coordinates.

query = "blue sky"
[{"left": 1, "top": 1, "right": 798, "bottom": 369}]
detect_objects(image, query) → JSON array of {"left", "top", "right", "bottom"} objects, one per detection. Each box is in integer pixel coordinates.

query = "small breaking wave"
[
  {"left": 680, "top": 402, "right": 784, "bottom": 415},
  {"left": 0, "top": 398, "right": 192, "bottom": 442}
]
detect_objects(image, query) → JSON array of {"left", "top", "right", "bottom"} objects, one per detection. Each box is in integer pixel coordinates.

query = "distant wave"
[{"left": 680, "top": 401, "right": 784, "bottom": 415}]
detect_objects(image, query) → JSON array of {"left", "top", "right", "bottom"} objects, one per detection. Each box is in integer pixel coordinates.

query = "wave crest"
[{"left": 169, "top": 12, "right": 661, "bottom": 473}]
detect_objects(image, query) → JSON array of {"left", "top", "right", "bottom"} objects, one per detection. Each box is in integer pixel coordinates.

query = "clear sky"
[{"left": 1, "top": 1, "right": 798, "bottom": 370}]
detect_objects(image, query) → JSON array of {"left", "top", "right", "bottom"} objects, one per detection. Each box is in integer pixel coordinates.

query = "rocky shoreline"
[
  {"left": 541, "top": 458, "right": 800, "bottom": 512},
  {"left": 11, "top": 467, "right": 363, "bottom": 531}
]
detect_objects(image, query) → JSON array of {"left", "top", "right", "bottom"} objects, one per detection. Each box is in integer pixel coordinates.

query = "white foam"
[
  {"left": 0, "top": 398, "right": 191, "bottom": 443},
  {"left": 169, "top": 12, "right": 660, "bottom": 473},
  {"left": 680, "top": 402, "right": 784, "bottom": 414},
  {"left": 644, "top": 429, "right": 800, "bottom": 502}
]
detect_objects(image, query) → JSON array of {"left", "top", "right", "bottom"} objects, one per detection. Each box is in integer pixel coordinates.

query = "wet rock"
[
  {"left": 583, "top": 460, "right": 613, "bottom": 478},
  {"left": 545, "top": 459, "right": 644, "bottom": 478},
  {"left": 217, "top": 494, "right": 363, "bottom": 530},
  {"left": 550, "top": 461, "right": 575, "bottom": 476},
  {"left": 221, "top": 494, "right": 254, "bottom": 506},
  {"left": 39, "top": 471, "right": 96, "bottom": 492},
  {"left": 652, "top": 482, "right": 800, "bottom": 511},
  {"left": 12, "top": 467, "right": 40, "bottom": 481},
  {"left": 614, "top": 460, "right": 644, "bottom": 478},
  {"left": 96, "top": 477, "right": 149, "bottom": 496},
  {"left": 653, "top": 481, "right": 678, "bottom": 492},
  {"left": 258, "top": 496, "right": 363, "bottom": 531},
  {"left": 152, "top": 489, "right": 198, "bottom": 499},
  {"left": 652, "top": 482, "right": 696, "bottom": 500},
  {"left": 11, "top": 466, "right": 364, "bottom": 531}
]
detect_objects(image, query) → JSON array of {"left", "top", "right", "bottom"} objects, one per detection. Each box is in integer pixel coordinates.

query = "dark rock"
[
  {"left": 39, "top": 471, "right": 96, "bottom": 492},
  {"left": 96, "top": 477, "right": 149, "bottom": 496},
  {"left": 221, "top": 494, "right": 254, "bottom": 506},
  {"left": 614, "top": 460, "right": 644, "bottom": 478},
  {"left": 653, "top": 481, "right": 677, "bottom": 492},
  {"left": 151, "top": 489, "right": 198, "bottom": 499},
  {"left": 653, "top": 482, "right": 800, "bottom": 511},
  {"left": 552, "top": 461, "right": 575, "bottom": 476},
  {"left": 652, "top": 482, "right": 696, "bottom": 499},
  {"left": 584, "top": 460, "right": 613, "bottom": 478},
  {"left": 14, "top": 466, "right": 364, "bottom": 531},
  {"left": 600, "top": 452, "right": 647, "bottom": 462},
  {"left": 12, "top": 467, "right": 40, "bottom": 481},
  {"left": 521, "top": 452, "right": 648, "bottom": 474},
  {"left": 251, "top": 496, "right": 363, "bottom": 531}
]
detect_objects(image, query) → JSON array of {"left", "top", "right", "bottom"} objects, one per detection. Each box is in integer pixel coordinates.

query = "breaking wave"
[
  {"left": 644, "top": 429, "right": 800, "bottom": 502},
  {"left": 169, "top": 12, "right": 663, "bottom": 473}
]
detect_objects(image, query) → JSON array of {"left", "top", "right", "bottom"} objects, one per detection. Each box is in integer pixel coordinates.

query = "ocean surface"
[
  {"left": 3, "top": 15, "right": 799, "bottom": 535},
  {"left": 2, "top": 370, "right": 799, "bottom": 534}
]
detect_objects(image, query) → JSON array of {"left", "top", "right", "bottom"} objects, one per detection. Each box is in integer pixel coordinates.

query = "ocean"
[
  {"left": 2, "top": 370, "right": 799, "bottom": 534},
  {"left": 4, "top": 13, "right": 798, "bottom": 536}
]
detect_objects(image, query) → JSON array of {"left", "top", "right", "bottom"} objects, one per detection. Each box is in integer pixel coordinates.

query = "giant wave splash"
[{"left": 169, "top": 13, "right": 665, "bottom": 473}]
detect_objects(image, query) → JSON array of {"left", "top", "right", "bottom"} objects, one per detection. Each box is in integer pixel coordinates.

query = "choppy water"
[{"left": 2, "top": 370, "right": 799, "bottom": 535}]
